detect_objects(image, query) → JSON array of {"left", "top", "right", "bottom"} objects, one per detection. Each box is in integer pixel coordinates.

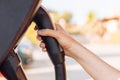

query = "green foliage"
[{"left": 86, "top": 11, "right": 96, "bottom": 23}]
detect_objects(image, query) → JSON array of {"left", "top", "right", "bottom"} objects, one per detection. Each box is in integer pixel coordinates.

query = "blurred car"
[{"left": 16, "top": 37, "right": 34, "bottom": 67}]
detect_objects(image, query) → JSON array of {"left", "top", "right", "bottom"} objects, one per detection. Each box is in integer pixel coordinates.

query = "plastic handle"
[{"left": 34, "top": 6, "right": 64, "bottom": 65}]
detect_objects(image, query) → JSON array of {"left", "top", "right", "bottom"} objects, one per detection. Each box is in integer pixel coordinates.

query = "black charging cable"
[{"left": 34, "top": 6, "right": 66, "bottom": 80}]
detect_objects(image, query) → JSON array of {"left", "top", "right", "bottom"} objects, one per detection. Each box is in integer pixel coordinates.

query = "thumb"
[
  {"left": 55, "top": 24, "right": 64, "bottom": 31},
  {"left": 37, "top": 29, "right": 59, "bottom": 39}
]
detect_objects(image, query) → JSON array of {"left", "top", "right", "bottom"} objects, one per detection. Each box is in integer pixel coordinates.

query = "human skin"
[{"left": 37, "top": 24, "right": 120, "bottom": 80}]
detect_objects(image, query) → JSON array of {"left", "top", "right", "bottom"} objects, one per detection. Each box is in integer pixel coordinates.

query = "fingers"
[
  {"left": 36, "top": 34, "right": 42, "bottom": 41},
  {"left": 37, "top": 24, "right": 64, "bottom": 39},
  {"left": 37, "top": 29, "right": 59, "bottom": 39},
  {"left": 40, "top": 41, "right": 45, "bottom": 48},
  {"left": 40, "top": 42, "right": 47, "bottom": 52},
  {"left": 36, "top": 34, "right": 47, "bottom": 52},
  {"left": 42, "top": 48, "right": 47, "bottom": 52}
]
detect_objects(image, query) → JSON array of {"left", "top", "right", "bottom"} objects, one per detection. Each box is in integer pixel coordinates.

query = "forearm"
[
  {"left": 37, "top": 25, "right": 120, "bottom": 80},
  {"left": 69, "top": 42, "right": 120, "bottom": 80}
]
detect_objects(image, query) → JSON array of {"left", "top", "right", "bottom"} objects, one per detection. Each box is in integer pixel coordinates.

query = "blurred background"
[{"left": 1, "top": 0, "right": 120, "bottom": 80}]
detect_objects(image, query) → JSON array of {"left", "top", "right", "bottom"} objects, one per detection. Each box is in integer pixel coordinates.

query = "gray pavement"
[{"left": 23, "top": 44, "right": 120, "bottom": 80}]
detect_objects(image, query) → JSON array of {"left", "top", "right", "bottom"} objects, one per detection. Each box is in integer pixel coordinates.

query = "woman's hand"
[{"left": 36, "top": 24, "right": 79, "bottom": 57}]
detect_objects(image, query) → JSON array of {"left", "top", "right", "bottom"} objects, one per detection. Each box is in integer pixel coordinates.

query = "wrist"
[{"left": 66, "top": 40, "right": 83, "bottom": 60}]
